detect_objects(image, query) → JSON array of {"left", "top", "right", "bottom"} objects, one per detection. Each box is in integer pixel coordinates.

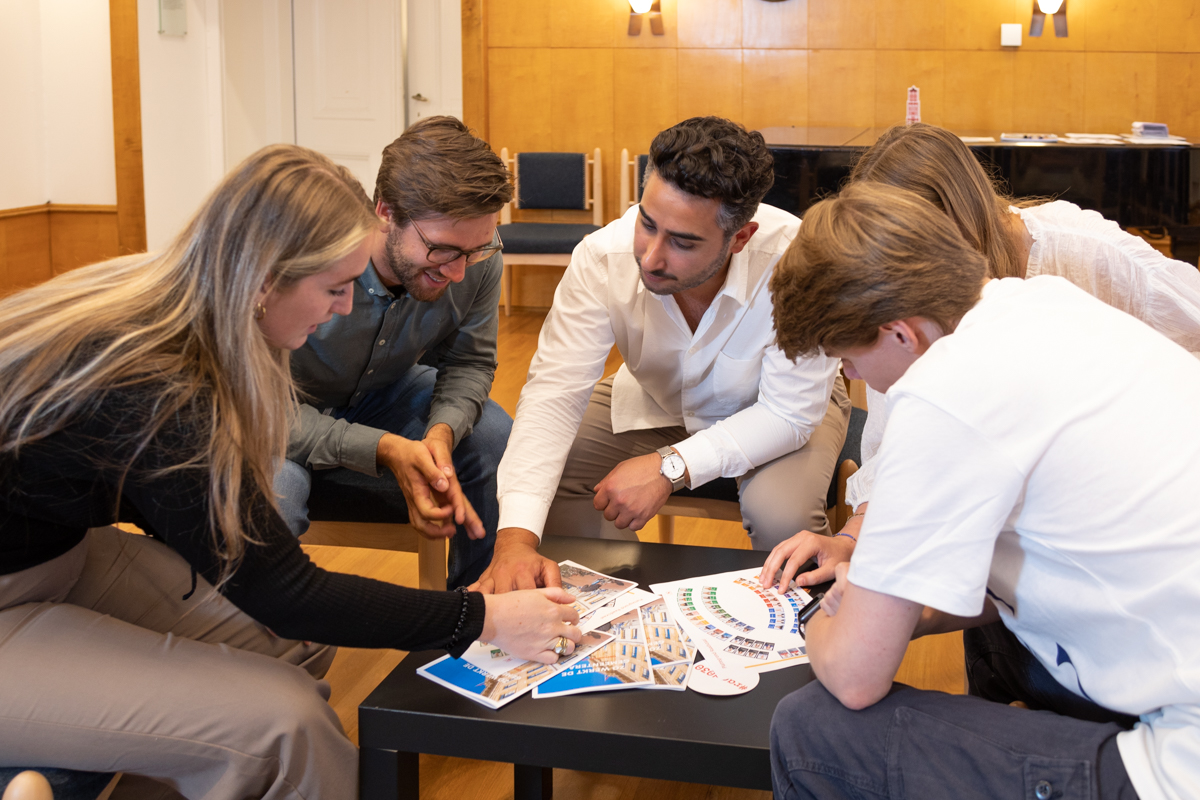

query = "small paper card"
[
  {"left": 418, "top": 630, "right": 612, "bottom": 709},
  {"left": 558, "top": 560, "right": 638, "bottom": 612}
]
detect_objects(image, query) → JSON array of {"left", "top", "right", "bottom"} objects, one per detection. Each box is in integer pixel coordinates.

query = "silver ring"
[{"left": 553, "top": 636, "right": 569, "bottom": 655}]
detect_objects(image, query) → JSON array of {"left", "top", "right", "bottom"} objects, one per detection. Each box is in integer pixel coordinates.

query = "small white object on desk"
[
  {"left": 1000, "top": 132, "right": 1059, "bottom": 143},
  {"left": 1000, "top": 23, "right": 1023, "bottom": 46}
]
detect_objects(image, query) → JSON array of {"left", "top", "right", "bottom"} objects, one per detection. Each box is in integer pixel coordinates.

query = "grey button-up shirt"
[{"left": 287, "top": 252, "right": 502, "bottom": 476}]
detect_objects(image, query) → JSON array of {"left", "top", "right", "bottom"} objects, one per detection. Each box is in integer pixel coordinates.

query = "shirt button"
[
  {"left": 368, "top": 288, "right": 375, "bottom": 294},
  {"left": 686, "top": 411, "right": 695, "bottom": 417},
  {"left": 378, "top": 339, "right": 386, "bottom": 346},
  {"left": 1035, "top": 781, "right": 1053, "bottom": 800}
]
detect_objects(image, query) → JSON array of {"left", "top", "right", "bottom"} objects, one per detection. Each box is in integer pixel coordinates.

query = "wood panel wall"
[
  {"left": 469, "top": 0, "right": 1200, "bottom": 230},
  {"left": 0, "top": 206, "right": 120, "bottom": 297}
]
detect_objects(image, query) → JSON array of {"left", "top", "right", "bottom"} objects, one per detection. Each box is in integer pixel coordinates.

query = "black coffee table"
[{"left": 358, "top": 536, "right": 819, "bottom": 799}]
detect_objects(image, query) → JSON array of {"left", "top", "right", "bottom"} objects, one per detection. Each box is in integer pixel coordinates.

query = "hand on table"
[
  {"left": 376, "top": 428, "right": 483, "bottom": 540},
  {"left": 470, "top": 529, "right": 563, "bottom": 594},
  {"left": 481, "top": 587, "right": 582, "bottom": 664},
  {"left": 758, "top": 515, "right": 861, "bottom": 591},
  {"left": 592, "top": 452, "right": 674, "bottom": 531}
]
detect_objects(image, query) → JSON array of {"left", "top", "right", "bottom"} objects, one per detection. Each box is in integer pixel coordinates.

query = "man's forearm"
[{"left": 911, "top": 600, "right": 999, "bottom": 639}]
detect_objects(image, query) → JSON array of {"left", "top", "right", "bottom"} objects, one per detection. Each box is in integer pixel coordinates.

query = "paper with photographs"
[
  {"left": 650, "top": 568, "right": 813, "bottom": 673},
  {"left": 579, "top": 587, "right": 656, "bottom": 632},
  {"left": 558, "top": 560, "right": 638, "bottom": 613},
  {"left": 418, "top": 629, "right": 612, "bottom": 709},
  {"left": 534, "top": 595, "right": 696, "bottom": 697}
]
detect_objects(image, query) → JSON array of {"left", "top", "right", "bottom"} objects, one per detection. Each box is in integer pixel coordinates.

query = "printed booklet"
[
  {"left": 418, "top": 629, "right": 612, "bottom": 710},
  {"left": 533, "top": 596, "right": 697, "bottom": 698},
  {"left": 558, "top": 560, "right": 638, "bottom": 616},
  {"left": 651, "top": 567, "right": 813, "bottom": 674}
]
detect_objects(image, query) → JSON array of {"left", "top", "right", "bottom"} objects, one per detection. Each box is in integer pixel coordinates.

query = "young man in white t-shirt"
[{"left": 767, "top": 182, "right": 1200, "bottom": 800}]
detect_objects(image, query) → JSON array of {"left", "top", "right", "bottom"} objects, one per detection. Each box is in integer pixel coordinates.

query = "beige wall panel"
[
  {"left": 810, "top": 0, "right": 877, "bottom": 49},
  {"left": 1155, "top": 53, "right": 1200, "bottom": 138},
  {"left": 942, "top": 50, "right": 1014, "bottom": 131},
  {"left": 944, "top": 0, "right": 1017, "bottom": 51},
  {"left": 550, "top": 49, "right": 616, "bottom": 220},
  {"left": 678, "top": 0, "right": 742, "bottom": 48},
  {"left": 1086, "top": 0, "right": 1158, "bottom": 52},
  {"left": 678, "top": 50, "right": 744, "bottom": 121},
  {"left": 1011, "top": 52, "right": 1086, "bottom": 131},
  {"left": 0, "top": 211, "right": 52, "bottom": 296},
  {"left": 1022, "top": 0, "right": 1087, "bottom": 51},
  {"left": 874, "top": 51, "right": 944, "bottom": 127},
  {"left": 808, "top": 50, "right": 877, "bottom": 126},
  {"left": 1084, "top": 52, "right": 1157, "bottom": 131},
  {"left": 743, "top": 0, "right": 808, "bottom": 49},
  {"left": 615, "top": 0, "right": 679, "bottom": 47},
  {"left": 488, "top": 49, "right": 555, "bottom": 152},
  {"left": 552, "top": 0, "right": 616, "bottom": 48},
  {"left": 48, "top": 210, "right": 120, "bottom": 275},
  {"left": 876, "top": 0, "right": 945, "bottom": 50},
  {"left": 743, "top": 50, "right": 809, "bottom": 129},
  {"left": 488, "top": 0, "right": 553, "bottom": 47},
  {"left": 615, "top": 49, "right": 681, "bottom": 153},
  {"left": 1157, "top": 0, "right": 1200, "bottom": 52}
]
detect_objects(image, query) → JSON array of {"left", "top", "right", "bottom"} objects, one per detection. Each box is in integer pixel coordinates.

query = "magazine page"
[
  {"left": 533, "top": 603, "right": 656, "bottom": 698},
  {"left": 558, "top": 560, "right": 638, "bottom": 613},
  {"left": 639, "top": 596, "right": 697, "bottom": 691}
]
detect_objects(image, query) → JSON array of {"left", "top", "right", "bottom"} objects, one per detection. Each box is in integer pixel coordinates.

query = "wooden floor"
[{"left": 310, "top": 308, "right": 965, "bottom": 800}]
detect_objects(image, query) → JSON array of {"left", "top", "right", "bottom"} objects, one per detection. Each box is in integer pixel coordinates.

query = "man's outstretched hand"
[{"left": 470, "top": 528, "right": 563, "bottom": 593}]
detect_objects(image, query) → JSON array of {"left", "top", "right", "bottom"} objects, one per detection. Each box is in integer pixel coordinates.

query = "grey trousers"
[
  {"left": 546, "top": 377, "right": 851, "bottom": 549},
  {"left": 771, "top": 681, "right": 1139, "bottom": 800},
  {"left": 0, "top": 527, "right": 356, "bottom": 799}
]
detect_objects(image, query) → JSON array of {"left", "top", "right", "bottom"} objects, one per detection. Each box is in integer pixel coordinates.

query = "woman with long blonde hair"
[{"left": 0, "top": 144, "right": 580, "bottom": 799}]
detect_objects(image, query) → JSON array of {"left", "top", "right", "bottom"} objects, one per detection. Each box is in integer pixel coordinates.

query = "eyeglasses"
[{"left": 409, "top": 219, "right": 504, "bottom": 265}]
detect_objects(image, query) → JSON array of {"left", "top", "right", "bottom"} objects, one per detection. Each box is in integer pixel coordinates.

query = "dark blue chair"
[
  {"left": 497, "top": 148, "right": 603, "bottom": 315},
  {"left": 0, "top": 768, "right": 118, "bottom": 800},
  {"left": 619, "top": 150, "right": 649, "bottom": 214}
]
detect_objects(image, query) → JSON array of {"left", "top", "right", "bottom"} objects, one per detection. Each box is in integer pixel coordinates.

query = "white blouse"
[{"left": 846, "top": 201, "right": 1200, "bottom": 511}]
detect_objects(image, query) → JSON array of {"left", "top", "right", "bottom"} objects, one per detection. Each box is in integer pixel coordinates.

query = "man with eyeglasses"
[{"left": 277, "top": 116, "right": 513, "bottom": 588}]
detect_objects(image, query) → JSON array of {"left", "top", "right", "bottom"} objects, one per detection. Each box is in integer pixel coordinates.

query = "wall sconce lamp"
[
  {"left": 1030, "top": 0, "right": 1067, "bottom": 37},
  {"left": 628, "top": 0, "right": 664, "bottom": 36}
]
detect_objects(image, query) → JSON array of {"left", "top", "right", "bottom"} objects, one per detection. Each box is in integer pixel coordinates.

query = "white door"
[
  {"left": 405, "top": 0, "right": 463, "bottom": 123},
  {"left": 292, "top": 0, "right": 404, "bottom": 196}
]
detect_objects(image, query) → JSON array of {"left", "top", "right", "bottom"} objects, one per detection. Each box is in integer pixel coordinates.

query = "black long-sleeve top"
[{"left": 0, "top": 390, "right": 485, "bottom": 655}]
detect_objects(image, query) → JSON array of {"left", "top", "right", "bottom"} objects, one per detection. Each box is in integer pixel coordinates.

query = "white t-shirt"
[
  {"left": 846, "top": 200, "right": 1200, "bottom": 509},
  {"left": 849, "top": 277, "right": 1200, "bottom": 800},
  {"left": 497, "top": 203, "right": 839, "bottom": 538}
]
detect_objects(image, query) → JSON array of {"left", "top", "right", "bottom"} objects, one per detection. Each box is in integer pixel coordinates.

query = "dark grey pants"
[{"left": 771, "top": 625, "right": 1141, "bottom": 800}]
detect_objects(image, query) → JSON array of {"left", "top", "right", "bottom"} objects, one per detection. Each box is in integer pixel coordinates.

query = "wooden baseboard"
[{"left": 0, "top": 204, "right": 120, "bottom": 296}]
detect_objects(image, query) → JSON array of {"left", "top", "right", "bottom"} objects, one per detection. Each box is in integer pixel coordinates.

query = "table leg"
[
  {"left": 513, "top": 764, "right": 552, "bottom": 800},
  {"left": 360, "top": 747, "right": 419, "bottom": 800}
]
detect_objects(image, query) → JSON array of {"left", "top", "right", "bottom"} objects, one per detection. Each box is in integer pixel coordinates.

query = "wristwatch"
[{"left": 656, "top": 446, "right": 687, "bottom": 492}]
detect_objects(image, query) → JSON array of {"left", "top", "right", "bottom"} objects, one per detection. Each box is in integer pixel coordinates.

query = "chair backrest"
[
  {"left": 499, "top": 148, "right": 603, "bottom": 226},
  {"left": 619, "top": 149, "right": 650, "bottom": 213}
]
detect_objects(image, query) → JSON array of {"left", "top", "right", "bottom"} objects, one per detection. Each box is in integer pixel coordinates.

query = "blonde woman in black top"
[{"left": 0, "top": 145, "right": 580, "bottom": 799}]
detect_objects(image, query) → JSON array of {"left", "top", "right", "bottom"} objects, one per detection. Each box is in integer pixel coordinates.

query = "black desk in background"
[
  {"left": 359, "top": 536, "right": 812, "bottom": 799},
  {"left": 760, "top": 126, "right": 1200, "bottom": 265}
]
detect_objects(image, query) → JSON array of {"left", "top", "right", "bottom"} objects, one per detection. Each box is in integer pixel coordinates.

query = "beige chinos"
[
  {"left": 546, "top": 377, "right": 851, "bottom": 547},
  {"left": 0, "top": 527, "right": 355, "bottom": 800}
]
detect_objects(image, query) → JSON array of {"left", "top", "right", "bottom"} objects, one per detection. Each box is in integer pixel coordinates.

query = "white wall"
[
  {"left": 40, "top": 0, "right": 117, "bottom": 206},
  {"left": 221, "top": 0, "right": 294, "bottom": 172},
  {"left": 0, "top": 0, "right": 46, "bottom": 209},
  {"left": 137, "top": 0, "right": 225, "bottom": 250},
  {"left": 0, "top": 0, "right": 116, "bottom": 210}
]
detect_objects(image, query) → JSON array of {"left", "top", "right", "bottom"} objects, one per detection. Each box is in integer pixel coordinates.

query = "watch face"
[{"left": 662, "top": 453, "right": 686, "bottom": 480}]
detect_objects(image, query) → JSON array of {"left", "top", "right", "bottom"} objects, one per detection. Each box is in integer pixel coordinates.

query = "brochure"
[
  {"left": 533, "top": 605, "right": 656, "bottom": 697},
  {"left": 558, "top": 560, "right": 638, "bottom": 612},
  {"left": 418, "top": 629, "right": 612, "bottom": 709}
]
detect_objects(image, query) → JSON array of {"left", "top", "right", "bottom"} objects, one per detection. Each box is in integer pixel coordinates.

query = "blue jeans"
[
  {"left": 277, "top": 365, "right": 511, "bottom": 588},
  {"left": 771, "top": 624, "right": 1140, "bottom": 800}
]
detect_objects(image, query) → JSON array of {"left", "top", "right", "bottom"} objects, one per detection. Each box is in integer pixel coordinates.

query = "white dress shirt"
[
  {"left": 846, "top": 201, "right": 1200, "bottom": 510},
  {"left": 497, "top": 203, "right": 840, "bottom": 539}
]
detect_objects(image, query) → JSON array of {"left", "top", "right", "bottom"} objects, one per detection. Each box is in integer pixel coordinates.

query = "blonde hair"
[
  {"left": 849, "top": 123, "right": 1024, "bottom": 279},
  {"left": 771, "top": 182, "right": 987, "bottom": 360},
  {"left": 0, "top": 144, "right": 377, "bottom": 577}
]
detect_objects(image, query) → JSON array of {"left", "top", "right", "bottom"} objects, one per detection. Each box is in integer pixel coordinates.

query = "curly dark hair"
[{"left": 647, "top": 117, "right": 775, "bottom": 236}]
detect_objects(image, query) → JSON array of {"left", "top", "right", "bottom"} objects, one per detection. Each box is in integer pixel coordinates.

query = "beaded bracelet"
[
  {"left": 833, "top": 531, "right": 857, "bottom": 543},
  {"left": 448, "top": 586, "right": 472, "bottom": 648}
]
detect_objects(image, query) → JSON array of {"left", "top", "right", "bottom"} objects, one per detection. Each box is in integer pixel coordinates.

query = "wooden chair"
[
  {"left": 618, "top": 149, "right": 650, "bottom": 214},
  {"left": 299, "top": 522, "right": 447, "bottom": 590},
  {"left": 497, "top": 148, "right": 603, "bottom": 315}
]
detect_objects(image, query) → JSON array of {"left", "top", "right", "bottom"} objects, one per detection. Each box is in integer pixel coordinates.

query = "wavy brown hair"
[
  {"left": 771, "top": 182, "right": 987, "bottom": 360},
  {"left": 0, "top": 144, "right": 378, "bottom": 578},
  {"left": 849, "top": 123, "right": 1024, "bottom": 279}
]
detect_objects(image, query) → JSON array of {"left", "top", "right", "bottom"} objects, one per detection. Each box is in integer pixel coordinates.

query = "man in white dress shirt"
[
  {"left": 475, "top": 117, "right": 849, "bottom": 592},
  {"left": 768, "top": 181, "right": 1198, "bottom": 800}
]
